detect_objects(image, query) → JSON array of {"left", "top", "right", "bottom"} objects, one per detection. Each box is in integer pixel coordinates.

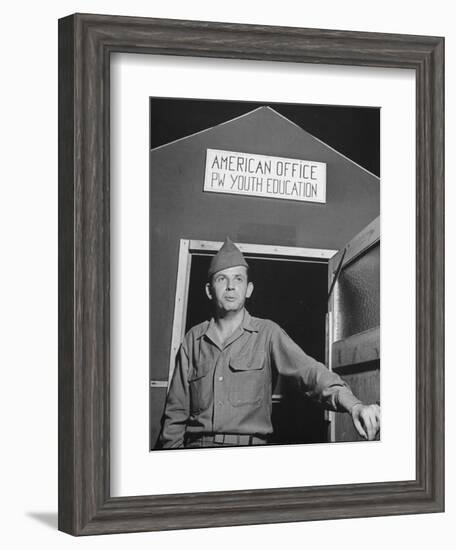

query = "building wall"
[{"left": 149, "top": 107, "right": 380, "bottom": 381}]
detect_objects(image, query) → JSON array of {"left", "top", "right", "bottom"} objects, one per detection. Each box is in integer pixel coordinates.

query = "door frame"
[{"left": 164, "top": 239, "right": 337, "bottom": 387}]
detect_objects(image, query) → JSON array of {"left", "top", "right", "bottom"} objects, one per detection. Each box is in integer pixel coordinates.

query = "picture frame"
[{"left": 58, "top": 13, "right": 444, "bottom": 535}]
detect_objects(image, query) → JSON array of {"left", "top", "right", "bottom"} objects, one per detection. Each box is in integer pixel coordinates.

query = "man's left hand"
[{"left": 351, "top": 403, "right": 380, "bottom": 441}]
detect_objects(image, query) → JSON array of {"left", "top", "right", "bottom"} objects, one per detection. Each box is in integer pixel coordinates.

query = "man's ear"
[
  {"left": 205, "top": 282, "right": 213, "bottom": 301},
  {"left": 246, "top": 281, "right": 254, "bottom": 298}
]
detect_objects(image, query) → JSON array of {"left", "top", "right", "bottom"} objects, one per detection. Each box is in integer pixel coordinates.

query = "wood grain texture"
[
  {"left": 58, "top": 13, "right": 444, "bottom": 535},
  {"left": 58, "top": 15, "right": 75, "bottom": 535},
  {"left": 332, "top": 327, "right": 380, "bottom": 369}
]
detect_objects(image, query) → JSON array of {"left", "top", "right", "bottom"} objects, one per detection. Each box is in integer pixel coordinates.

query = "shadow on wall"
[{"left": 26, "top": 512, "right": 58, "bottom": 530}]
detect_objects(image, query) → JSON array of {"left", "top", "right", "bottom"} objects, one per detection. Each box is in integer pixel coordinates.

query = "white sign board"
[{"left": 204, "top": 149, "right": 326, "bottom": 203}]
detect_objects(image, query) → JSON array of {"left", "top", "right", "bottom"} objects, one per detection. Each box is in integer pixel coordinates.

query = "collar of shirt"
[{"left": 197, "top": 309, "right": 259, "bottom": 350}]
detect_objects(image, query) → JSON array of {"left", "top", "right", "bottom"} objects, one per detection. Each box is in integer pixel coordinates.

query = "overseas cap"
[{"left": 208, "top": 237, "right": 248, "bottom": 279}]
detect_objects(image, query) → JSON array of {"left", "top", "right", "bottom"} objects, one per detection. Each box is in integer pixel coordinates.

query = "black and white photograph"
[
  {"left": 148, "top": 98, "right": 381, "bottom": 451},
  {"left": 1, "top": 0, "right": 448, "bottom": 545}
]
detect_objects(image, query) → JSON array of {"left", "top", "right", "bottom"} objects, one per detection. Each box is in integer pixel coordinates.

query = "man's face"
[{"left": 205, "top": 266, "right": 253, "bottom": 314}]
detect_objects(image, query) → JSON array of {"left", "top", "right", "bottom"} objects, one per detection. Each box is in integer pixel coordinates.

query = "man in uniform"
[{"left": 159, "top": 237, "right": 380, "bottom": 448}]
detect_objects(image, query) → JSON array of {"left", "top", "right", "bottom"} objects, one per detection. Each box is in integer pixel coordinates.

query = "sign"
[{"left": 204, "top": 149, "right": 326, "bottom": 203}]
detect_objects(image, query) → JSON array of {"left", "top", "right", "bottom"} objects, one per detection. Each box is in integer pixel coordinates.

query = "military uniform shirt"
[{"left": 159, "top": 310, "right": 362, "bottom": 448}]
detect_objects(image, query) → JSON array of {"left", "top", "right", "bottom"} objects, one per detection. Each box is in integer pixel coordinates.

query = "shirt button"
[
  {"left": 218, "top": 376, "right": 224, "bottom": 381},
  {"left": 218, "top": 401, "right": 222, "bottom": 406}
]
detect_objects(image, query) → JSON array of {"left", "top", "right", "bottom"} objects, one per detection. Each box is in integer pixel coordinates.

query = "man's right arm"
[{"left": 159, "top": 344, "right": 190, "bottom": 448}]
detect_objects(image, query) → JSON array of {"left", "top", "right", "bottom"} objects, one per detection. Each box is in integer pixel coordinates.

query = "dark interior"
[{"left": 185, "top": 254, "right": 329, "bottom": 445}]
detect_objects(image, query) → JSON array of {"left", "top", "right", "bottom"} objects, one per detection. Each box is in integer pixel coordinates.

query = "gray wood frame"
[{"left": 58, "top": 13, "right": 444, "bottom": 536}]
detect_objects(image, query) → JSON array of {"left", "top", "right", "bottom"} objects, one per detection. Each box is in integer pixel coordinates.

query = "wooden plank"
[
  {"left": 190, "top": 239, "right": 337, "bottom": 260},
  {"left": 325, "top": 312, "right": 336, "bottom": 438},
  {"left": 150, "top": 381, "right": 169, "bottom": 388},
  {"left": 329, "top": 216, "right": 379, "bottom": 272},
  {"left": 332, "top": 327, "right": 380, "bottom": 369},
  {"left": 167, "top": 239, "right": 192, "bottom": 386}
]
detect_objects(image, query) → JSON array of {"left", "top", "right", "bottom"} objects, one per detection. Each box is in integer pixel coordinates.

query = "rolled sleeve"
[{"left": 270, "top": 325, "right": 361, "bottom": 413}]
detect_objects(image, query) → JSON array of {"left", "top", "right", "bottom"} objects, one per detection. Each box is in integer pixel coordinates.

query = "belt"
[{"left": 187, "top": 433, "right": 268, "bottom": 445}]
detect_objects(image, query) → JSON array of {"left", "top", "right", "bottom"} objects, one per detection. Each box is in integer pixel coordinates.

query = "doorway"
[{"left": 183, "top": 246, "right": 332, "bottom": 445}]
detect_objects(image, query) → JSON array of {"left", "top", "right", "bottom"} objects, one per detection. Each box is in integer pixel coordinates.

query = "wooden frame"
[
  {"left": 58, "top": 13, "right": 444, "bottom": 535},
  {"left": 166, "top": 239, "right": 337, "bottom": 398},
  {"left": 167, "top": 239, "right": 337, "bottom": 386}
]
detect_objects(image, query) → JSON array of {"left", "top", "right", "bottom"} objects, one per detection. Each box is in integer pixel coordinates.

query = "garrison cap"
[{"left": 208, "top": 237, "right": 248, "bottom": 279}]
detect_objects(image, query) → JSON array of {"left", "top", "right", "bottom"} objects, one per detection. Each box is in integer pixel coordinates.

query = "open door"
[{"left": 327, "top": 217, "right": 380, "bottom": 442}]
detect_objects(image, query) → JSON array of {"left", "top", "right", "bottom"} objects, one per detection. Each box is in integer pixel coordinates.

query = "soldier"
[{"left": 159, "top": 237, "right": 380, "bottom": 448}]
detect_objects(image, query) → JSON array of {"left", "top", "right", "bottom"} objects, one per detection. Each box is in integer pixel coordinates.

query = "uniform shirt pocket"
[
  {"left": 228, "top": 352, "right": 265, "bottom": 407},
  {"left": 188, "top": 362, "right": 211, "bottom": 413}
]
